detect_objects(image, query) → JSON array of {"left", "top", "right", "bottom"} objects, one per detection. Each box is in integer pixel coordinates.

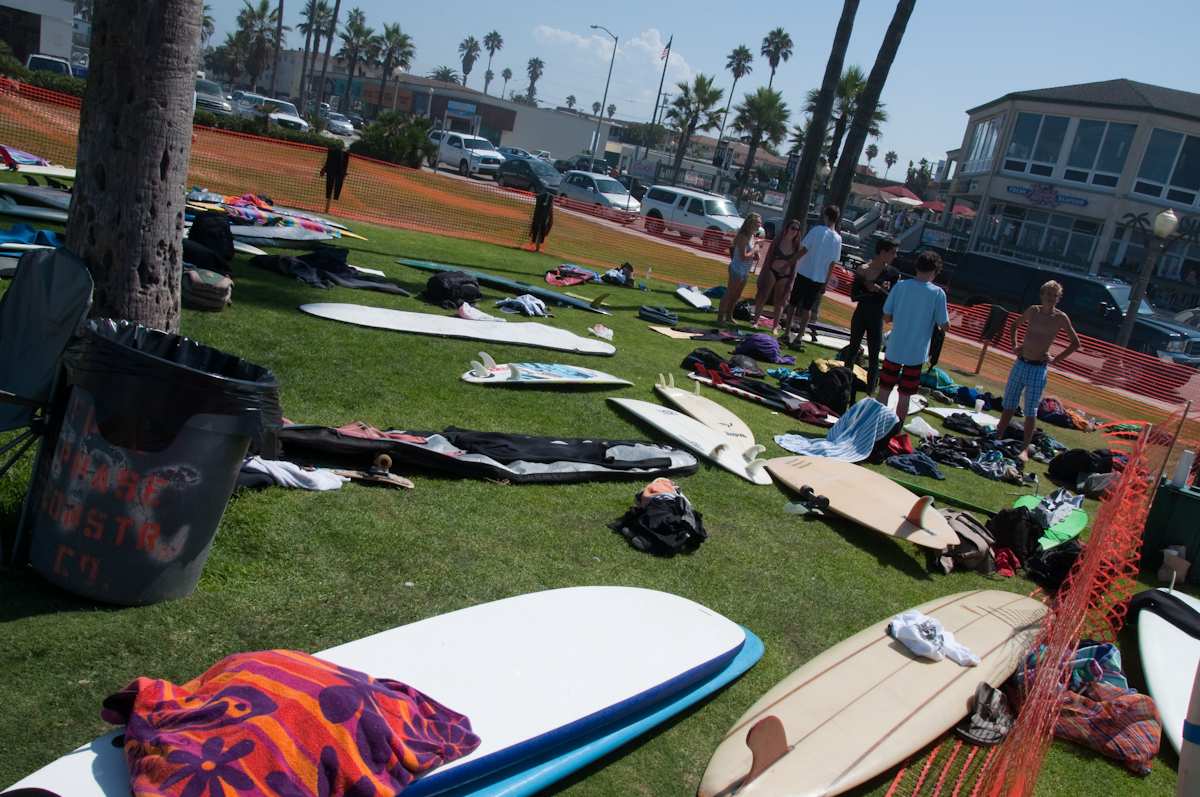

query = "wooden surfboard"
[
  {"left": 462, "top": 352, "right": 631, "bottom": 386},
  {"left": 654, "top": 374, "right": 756, "bottom": 456},
  {"left": 765, "top": 456, "right": 959, "bottom": 550},
  {"left": 699, "top": 590, "right": 1047, "bottom": 797}
]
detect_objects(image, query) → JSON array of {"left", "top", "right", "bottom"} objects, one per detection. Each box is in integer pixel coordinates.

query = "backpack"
[
  {"left": 928, "top": 509, "right": 996, "bottom": 575},
  {"left": 424, "top": 270, "right": 481, "bottom": 308},
  {"left": 609, "top": 492, "right": 707, "bottom": 556},
  {"left": 638, "top": 305, "right": 678, "bottom": 325},
  {"left": 187, "top": 210, "right": 234, "bottom": 262},
  {"left": 1027, "top": 540, "right": 1082, "bottom": 592},
  {"left": 182, "top": 238, "right": 231, "bottom": 275},
  {"left": 181, "top": 267, "right": 233, "bottom": 311},
  {"left": 733, "top": 298, "right": 756, "bottom": 321},
  {"left": 987, "top": 506, "right": 1041, "bottom": 561},
  {"left": 807, "top": 362, "right": 854, "bottom": 415},
  {"left": 681, "top": 348, "right": 727, "bottom": 373}
]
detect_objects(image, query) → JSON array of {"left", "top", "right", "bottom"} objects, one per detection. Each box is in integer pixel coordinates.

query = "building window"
[
  {"left": 1107, "top": 226, "right": 1200, "bottom": 310},
  {"left": 976, "top": 201, "right": 1101, "bottom": 271},
  {"left": 1063, "top": 120, "right": 1135, "bottom": 188},
  {"left": 1133, "top": 128, "right": 1200, "bottom": 207},
  {"left": 1003, "top": 113, "right": 1069, "bottom": 177},
  {"left": 961, "top": 115, "right": 1004, "bottom": 175}
]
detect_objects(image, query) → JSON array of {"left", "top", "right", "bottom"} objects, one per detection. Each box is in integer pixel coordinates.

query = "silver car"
[
  {"left": 326, "top": 112, "right": 355, "bottom": 136},
  {"left": 557, "top": 170, "right": 640, "bottom": 220}
]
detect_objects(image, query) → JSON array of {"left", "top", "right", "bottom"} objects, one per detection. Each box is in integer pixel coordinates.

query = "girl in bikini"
[
  {"left": 716, "top": 213, "right": 762, "bottom": 326},
  {"left": 752, "top": 219, "right": 802, "bottom": 329}
]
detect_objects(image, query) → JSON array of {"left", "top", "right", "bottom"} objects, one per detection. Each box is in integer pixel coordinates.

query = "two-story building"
[{"left": 942, "top": 79, "right": 1200, "bottom": 311}]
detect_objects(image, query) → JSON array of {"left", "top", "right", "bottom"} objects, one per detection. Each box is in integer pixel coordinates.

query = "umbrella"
[
  {"left": 888, "top": 196, "right": 923, "bottom": 208},
  {"left": 881, "top": 184, "right": 921, "bottom": 200},
  {"left": 918, "top": 200, "right": 976, "bottom": 218}
]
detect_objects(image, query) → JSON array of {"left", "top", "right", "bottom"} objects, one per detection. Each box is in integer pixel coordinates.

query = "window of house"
[
  {"left": 976, "top": 201, "right": 1100, "bottom": 271},
  {"left": 1004, "top": 113, "right": 1068, "bottom": 176},
  {"left": 961, "top": 115, "right": 1003, "bottom": 175},
  {"left": 1134, "top": 128, "right": 1200, "bottom": 206},
  {"left": 1064, "top": 120, "right": 1135, "bottom": 188}
]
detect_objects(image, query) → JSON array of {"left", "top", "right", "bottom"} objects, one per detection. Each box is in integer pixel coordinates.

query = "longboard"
[
  {"left": 886, "top": 390, "right": 929, "bottom": 414},
  {"left": 655, "top": 374, "right": 757, "bottom": 456},
  {"left": 462, "top": 351, "right": 631, "bottom": 386},
  {"left": 924, "top": 406, "right": 999, "bottom": 430},
  {"left": 1138, "top": 588, "right": 1200, "bottom": 755},
  {"left": 0, "top": 183, "right": 71, "bottom": 211},
  {"left": 3, "top": 587, "right": 752, "bottom": 797},
  {"left": 300, "top": 302, "right": 616, "bottom": 356},
  {"left": 0, "top": 196, "right": 67, "bottom": 223},
  {"left": 609, "top": 398, "right": 771, "bottom": 485},
  {"left": 699, "top": 590, "right": 1046, "bottom": 797},
  {"left": 676, "top": 285, "right": 712, "bottom": 309},
  {"left": 765, "top": 455, "right": 960, "bottom": 550},
  {"left": 398, "top": 257, "right": 611, "bottom": 316}
]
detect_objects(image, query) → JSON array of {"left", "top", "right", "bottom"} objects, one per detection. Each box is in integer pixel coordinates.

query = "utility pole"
[{"left": 636, "top": 35, "right": 671, "bottom": 165}]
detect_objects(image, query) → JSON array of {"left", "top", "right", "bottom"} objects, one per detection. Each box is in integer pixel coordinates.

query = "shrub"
[
  {"left": 192, "top": 110, "right": 330, "bottom": 148},
  {"left": 349, "top": 112, "right": 437, "bottom": 168}
]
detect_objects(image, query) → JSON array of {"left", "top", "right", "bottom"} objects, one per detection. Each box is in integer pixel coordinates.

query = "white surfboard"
[
  {"left": 462, "top": 351, "right": 631, "bottom": 386},
  {"left": 924, "top": 406, "right": 999, "bottom": 429},
  {"left": 1138, "top": 588, "right": 1200, "bottom": 755},
  {"left": 699, "top": 590, "right": 1046, "bottom": 797},
  {"left": 4, "top": 587, "right": 746, "bottom": 797},
  {"left": 0, "top": 243, "right": 54, "bottom": 252},
  {"left": 229, "top": 223, "right": 337, "bottom": 243},
  {"left": 676, "top": 285, "right": 712, "bottom": 310},
  {"left": 9, "top": 164, "right": 76, "bottom": 179},
  {"left": 609, "top": 398, "right": 771, "bottom": 485},
  {"left": 654, "top": 374, "right": 757, "bottom": 456},
  {"left": 886, "top": 390, "right": 928, "bottom": 414},
  {"left": 301, "top": 303, "right": 616, "bottom": 356},
  {"left": 0, "top": 196, "right": 68, "bottom": 223}
]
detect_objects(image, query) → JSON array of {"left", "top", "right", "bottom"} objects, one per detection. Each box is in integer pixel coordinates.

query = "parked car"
[
  {"left": 570, "top": 156, "right": 611, "bottom": 174},
  {"left": 498, "top": 146, "right": 534, "bottom": 161},
  {"left": 348, "top": 112, "right": 365, "bottom": 129},
  {"left": 70, "top": 63, "right": 87, "bottom": 79},
  {"left": 615, "top": 174, "right": 647, "bottom": 201},
  {"left": 640, "top": 185, "right": 753, "bottom": 250},
  {"left": 534, "top": 150, "right": 552, "bottom": 161},
  {"left": 429, "top": 131, "right": 505, "bottom": 178},
  {"left": 557, "top": 171, "right": 640, "bottom": 218},
  {"left": 496, "top": 157, "right": 563, "bottom": 193},
  {"left": 325, "top": 112, "right": 355, "bottom": 136},
  {"left": 24, "top": 53, "right": 71, "bottom": 75},
  {"left": 194, "top": 79, "right": 233, "bottom": 116},
  {"left": 259, "top": 99, "right": 309, "bottom": 132},
  {"left": 761, "top": 213, "right": 863, "bottom": 264},
  {"left": 552, "top": 158, "right": 573, "bottom": 173}
]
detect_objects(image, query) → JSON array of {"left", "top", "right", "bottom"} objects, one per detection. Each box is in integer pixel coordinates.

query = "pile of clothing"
[
  {"left": 775, "top": 398, "right": 899, "bottom": 463},
  {"left": 609, "top": 478, "right": 707, "bottom": 556},
  {"left": 601, "top": 262, "right": 636, "bottom": 286},
  {"left": 1038, "top": 396, "right": 1096, "bottom": 431},
  {"left": 495, "top": 294, "right": 548, "bottom": 316},
  {"left": 1048, "top": 447, "right": 1125, "bottom": 496},
  {"left": 252, "top": 247, "right": 409, "bottom": 295},
  {"left": 733, "top": 333, "right": 795, "bottom": 366},
  {"left": 987, "top": 500, "right": 1084, "bottom": 589},
  {"left": 918, "top": 433, "right": 1033, "bottom": 485},
  {"left": 544, "top": 263, "right": 599, "bottom": 286},
  {"left": 683, "top": 350, "right": 832, "bottom": 424}
]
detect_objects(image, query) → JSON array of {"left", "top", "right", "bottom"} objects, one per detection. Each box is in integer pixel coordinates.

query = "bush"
[
  {"left": 349, "top": 112, "right": 437, "bottom": 168},
  {"left": 0, "top": 43, "right": 86, "bottom": 97},
  {"left": 192, "top": 110, "right": 330, "bottom": 148}
]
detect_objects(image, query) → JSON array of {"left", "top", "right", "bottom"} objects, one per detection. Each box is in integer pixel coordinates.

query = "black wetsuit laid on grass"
[{"left": 847, "top": 264, "right": 899, "bottom": 396}]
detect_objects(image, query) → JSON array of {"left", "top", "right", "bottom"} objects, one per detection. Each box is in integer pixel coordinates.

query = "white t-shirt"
[{"left": 796, "top": 225, "right": 843, "bottom": 282}]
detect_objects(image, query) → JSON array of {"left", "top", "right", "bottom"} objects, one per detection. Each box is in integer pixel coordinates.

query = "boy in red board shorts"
[{"left": 876, "top": 251, "right": 949, "bottom": 421}]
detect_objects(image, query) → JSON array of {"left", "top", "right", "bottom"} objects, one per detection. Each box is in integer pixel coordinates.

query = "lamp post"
[
  {"left": 1116, "top": 208, "right": 1181, "bottom": 350},
  {"left": 589, "top": 24, "right": 618, "bottom": 165}
]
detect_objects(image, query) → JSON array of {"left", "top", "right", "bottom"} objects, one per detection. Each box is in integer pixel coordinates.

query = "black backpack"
[
  {"left": 987, "top": 506, "right": 1041, "bottom": 561},
  {"left": 187, "top": 210, "right": 234, "bottom": 262},
  {"left": 733, "top": 298, "right": 756, "bottom": 321},
  {"left": 808, "top": 363, "right": 854, "bottom": 415},
  {"left": 424, "top": 270, "right": 482, "bottom": 308},
  {"left": 928, "top": 509, "right": 996, "bottom": 575},
  {"left": 610, "top": 492, "right": 707, "bottom": 556}
]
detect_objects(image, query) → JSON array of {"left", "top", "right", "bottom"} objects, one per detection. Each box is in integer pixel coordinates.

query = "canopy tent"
[
  {"left": 887, "top": 196, "right": 923, "bottom": 208},
  {"left": 849, "top": 183, "right": 889, "bottom": 202},
  {"left": 880, "top": 184, "right": 921, "bottom": 201},
  {"left": 918, "top": 200, "right": 976, "bottom": 218}
]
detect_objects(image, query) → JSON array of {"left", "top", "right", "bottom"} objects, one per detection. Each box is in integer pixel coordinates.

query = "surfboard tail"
[
  {"left": 905, "top": 495, "right": 936, "bottom": 529},
  {"left": 743, "top": 445, "right": 766, "bottom": 464},
  {"left": 479, "top": 351, "right": 497, "bottom": 369},
  {"left": 469, "top": 361, "right": 489, "bottom": 378}
]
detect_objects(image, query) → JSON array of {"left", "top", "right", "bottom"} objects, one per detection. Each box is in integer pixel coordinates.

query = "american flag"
[{"left": 661, "top": 36, "right": 672, "bottom": 60}]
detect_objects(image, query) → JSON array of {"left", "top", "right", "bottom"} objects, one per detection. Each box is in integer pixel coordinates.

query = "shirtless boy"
[{"left": 998, "top": 280, "right": 1081, "bottom": 459}]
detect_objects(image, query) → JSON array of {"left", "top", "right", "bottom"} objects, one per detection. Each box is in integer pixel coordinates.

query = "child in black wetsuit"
[{"left": 846, "top": 237, "right": 899, "bottom": 398}]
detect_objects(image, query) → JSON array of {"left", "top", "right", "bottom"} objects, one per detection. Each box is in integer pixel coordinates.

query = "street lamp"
[
  {"left": 589, "top": 24, "right": 618, "bottom": 166},
  {"left": 1116, "top": 208, "right": 1181, "bottom": 349}
]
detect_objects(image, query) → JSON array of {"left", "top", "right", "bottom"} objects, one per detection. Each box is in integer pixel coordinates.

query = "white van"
[{"left": 639, "top": 185, "right": 750, "bottom": 249}]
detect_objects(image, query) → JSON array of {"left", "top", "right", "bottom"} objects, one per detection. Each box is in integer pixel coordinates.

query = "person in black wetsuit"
[{"left": 845, "top": 236, "right": 899, "bottom": 397}]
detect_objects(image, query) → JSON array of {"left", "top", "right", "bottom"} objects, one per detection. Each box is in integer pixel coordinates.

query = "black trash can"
[{"left": 24, "top": 319, "right": 281, "bottom": 605}]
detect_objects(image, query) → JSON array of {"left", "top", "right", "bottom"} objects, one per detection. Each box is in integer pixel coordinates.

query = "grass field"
[{"left": 0, "top": 218, "right": 1184, "bottom": 796}]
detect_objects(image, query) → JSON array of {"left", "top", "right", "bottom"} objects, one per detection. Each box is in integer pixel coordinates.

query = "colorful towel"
[
  {"left": 0, "top": 144, "right": 50, "bottom": 166},
  {"left": 1055, "top": 681, "right": 1161, "bottom": 775},
  {"left": 102, "top": 649, "right": 481, "bottom": 797},
  {"left": 775, "top": 397, "right": 898, "bottom": 462}
]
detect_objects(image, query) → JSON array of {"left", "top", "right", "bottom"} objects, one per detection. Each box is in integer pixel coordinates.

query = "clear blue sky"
[{"left": 207, "top": 0, "right": 1200, "bottom": 174}]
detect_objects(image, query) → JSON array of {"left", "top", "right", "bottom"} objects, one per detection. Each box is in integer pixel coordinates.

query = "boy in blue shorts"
[{"left": 876, "top": 251, "right": 950, "bottom": 421}]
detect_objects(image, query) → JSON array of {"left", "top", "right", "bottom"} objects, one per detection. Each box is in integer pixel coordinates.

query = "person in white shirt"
[{"left": 780, "top": 205, "right": 843, "bottom": 350}]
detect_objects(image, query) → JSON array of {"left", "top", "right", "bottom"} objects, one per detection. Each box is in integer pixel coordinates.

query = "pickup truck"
[
  {"left": 640, "top": 185, "right": 753, "bottom": 251},
  {"left": 428, "top": 131, "right": 505, "bottom": 178}
]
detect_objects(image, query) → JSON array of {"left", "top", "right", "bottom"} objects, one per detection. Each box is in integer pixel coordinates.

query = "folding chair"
[{"left": 0, "top": 247, "right": 93, "bottom": 563}]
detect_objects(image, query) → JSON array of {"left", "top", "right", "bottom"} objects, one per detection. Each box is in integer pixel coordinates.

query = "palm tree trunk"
[
  {"left": 670, "top": 120, "right": 696, "bottom": 186},
  {"left": 715, "top": 76, "right": 739, "bottom": 151},
  {"left": 827, "top": 113, "right": 848, "bottom": 167},
  {"left": 379, "top": 57, "right": 390, "bottom": 112},
  {"left": 767, "top": 67, "right": 775, "bottom": 90},
  {"left": 65, "top": 0, "right": 202, "bottom": 332},
  {"left": 316, "top": 0, "right": 342, "bottom": 107},
  {"left": 738, "top": 135, "right": 761, "bottom": 200},
  {"left": 342, "top": 54, "right": 356, "bottom": 110},
  {"left": 269, "top": 0, "right": 283, "bottom": 97},
  {"left": 501, "top": 76, "right": 508, "bottom": 97},
  {"left": 299, "top": 24, "right": 313, "bottom": 113},
  {"left": 484, "top": 53, "right": 493, "bottom": 95},
  {"left": 828, "top": 0, "right": 916, "bottom": 209},
  {"left": 784, "top": 0, "right": 859, "bottom": 227}
]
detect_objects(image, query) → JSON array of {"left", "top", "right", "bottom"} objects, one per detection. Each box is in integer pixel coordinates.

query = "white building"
[{"left": 0, "top": 0, "right": 74, "bottom": 61}]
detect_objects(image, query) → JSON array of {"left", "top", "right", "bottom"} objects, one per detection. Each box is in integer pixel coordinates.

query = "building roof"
[{"left": 968, "top": 79, "right": 1200, "bottom": 125}]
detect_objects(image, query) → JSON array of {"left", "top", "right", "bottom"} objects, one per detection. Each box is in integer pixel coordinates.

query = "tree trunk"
[
  {"left": 670, "top": 121, "right": 695, "bottom": 187},
  {"left": 316, "top": 0, "right": 342, "bottom": 106},
  {"left": 342, "top": 54, "right": 356, "bottom": 110},
  {"left": 299, "top": 25, "right": 313, "bottom": 113},
  {"left": 738, "top": 134, "right": 761, "bottom": 200},
  {"left": 269, "top": 0, "right": 283, "bottom": 97},
  {"left": 379, "top": 58, "right": 390, "bottom": 113},
  {"left": 783, "top": 0, "right": 859, "bottom": 228},
  {"left": 828, "top": 0, "right": 916, "bottom": 210},
  {"left": 483, "top": 53, "right": 493, "bottom": 95},
  {"left": 716, "top": 76, "right": 739, "bottom": 148},
  {"left": 65, "top": 0, "right": 202, "bottom": 333},
  {"left": 827, "top": 112, "right": 848, "bottom": 168}
]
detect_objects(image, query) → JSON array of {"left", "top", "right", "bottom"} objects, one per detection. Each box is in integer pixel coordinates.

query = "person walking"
[
  {"left": 845, "top": 237, "right": 900, "bottom": 397},
  {"left": 876, "top": 250, "right": 950, "bottom": 421},
  {"left": 716, "top": 213, "right": 762, "bottom": 326},
  {"left": 752, "top": 219, "right": 802, "bottom": 328},
  {"left": 780, "top": 205, "right": 843, "bottom": 350},
  {"left": 997, "top": 280, "right": 1080, "bottom": 459}
]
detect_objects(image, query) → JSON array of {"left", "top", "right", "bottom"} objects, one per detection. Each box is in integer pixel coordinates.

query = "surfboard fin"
[
  {"left": 656, "top": 373, "right": 667, "bottom": 388},
  {"left": 590, "top": 293, "right": 609, "bottom": 309},
  {"left": 743, "top": 444, "right": 766, "bottom": 464},
  {"left": 743, "top": 715, "right": 788, "bottom": 788},
  {"left": 905, "top": 495, "right": 936, "bottom": 529},
  {"left": 508, "top": 364, "right": 523, "bottom": 381},
  {"left": 693, "top": 379, "right": 700, "bottom": 394},
  {"left": 469, "top": 361, "right": 489, "bottom": 378},
  {"left": 478, "top": 352, "right": 497, "bottom": 370}
]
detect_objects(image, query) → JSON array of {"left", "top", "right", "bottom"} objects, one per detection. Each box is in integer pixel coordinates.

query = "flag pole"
[{"left": 637, "top": 34, "right": 671, "bottom": 165}]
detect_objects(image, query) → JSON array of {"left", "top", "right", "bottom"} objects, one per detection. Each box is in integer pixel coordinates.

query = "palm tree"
[
  {"left": 500, "top": 67, "right": 512, "bottom": 97},
  {"left": 237, "top": 0, "right": 285, "bottom": 92},
  {"left": 884, "top": 149, "right": 897, "bottom": 178},
  {"left": 760, "top": 27, "right": 793, "bottom": 88},
  {"left": 805, "top": 66, "right": 889, "bottom": 169},
  {"left": 525, "top": 57, "right": 544, "bottom": 102},
  {"left": 298, "top": 0, "right": 332, "bottom": 111},
  {"left": 592, "top": 101, "right": 602, "bottom": 115},
  {"left": 458, "top": 35, "right": 481, "bottom": 86},
  {"left": 430, "top": 65, "right": 459, "bottom": 83},
  {"left": 865, "top": 142, "right": 879, "bottom": 170},
  {"left": 377, "top": 23, "right": 414, "bottom": 112},
  {"left": 337, "top": 7, "right": 375, "bottom": 110},
  {"left": 482, "top": 30, "right": 503, "bottom": 95},
  {"left": 200, "top": 4, "right": 215, "bottom": 46},
  {"left": 607, "top": 103, "right": 616, "bottom": 119},
  {"left": 268, "top": 0, "right": 287, "bottom": 97},
  {"left": 664, "top": 73, "right": 724, "bottom": 185},
  {"left": 787, "top": 116, "right": 831, "bottom": 155},
  {"left": 716, "top": 44, "right": 753, "bottom": 147},
  {"left": 216, "top": 30, "right": 250, "bottom": 85},
  {"left": 315, "top": 0, "right": 342, "bottom": 107},
  {"left": 565, "top": 94, "right": 576, "bottom": 110},
  {"left": 733, "top": 87, "right": 789, "bottom": 198}
]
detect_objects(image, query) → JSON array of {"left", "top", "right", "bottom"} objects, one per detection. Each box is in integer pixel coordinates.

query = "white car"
[
  {"left": 498, "top": 146, "right": 534, "bottom": 161},
  {"left": 430, "top": 132, "right": 505, "bottom": 178},
  {"left": 235, "top": 94, "right": 310, "bottom": 132},
  {"left": 534, "top": 150, "right": 552, "bottom": 161},
  {"left": 325, "top": 112, "right": 355, "bottom": 136},
  {"left": 557, "top": 170, "right": 640, "bottom": 220},
  {"left": 640, "top": 185, "right": 750, "bottom": 250}
]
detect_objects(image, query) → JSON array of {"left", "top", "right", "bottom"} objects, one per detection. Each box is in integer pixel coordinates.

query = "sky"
[{"left": 206, "top": 0, "right": 1200, "bottom": 175}]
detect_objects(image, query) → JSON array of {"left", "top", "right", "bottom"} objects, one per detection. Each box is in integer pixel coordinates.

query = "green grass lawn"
[{"left": 0, "top": 217, "right": 1184, "bottom": 796}]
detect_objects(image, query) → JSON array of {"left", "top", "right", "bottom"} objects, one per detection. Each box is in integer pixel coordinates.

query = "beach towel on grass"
[
  {"left": 774, "top": 397, "right": 898, "bottom": 462},
  {"left": 102, "top": 649, "right": 480, "bottom": 797}
]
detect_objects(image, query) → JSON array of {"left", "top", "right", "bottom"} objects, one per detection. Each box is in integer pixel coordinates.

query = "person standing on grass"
[
  {"left": 877, "top": 250, "right": 950, "bottom": 422},
  {"left": 997, "top": 280, "right": 1080, "bottom": 460},
  {"left": 780, "top": 205, "right": 843, "bottom": 350},
  {"left": 846, "top": 237, "right": 900, "bottom": 398},
  {"left": 717, "top": 213, "right": 762, "bottom": 326},
  {"left": 752, "top": 219, "right": 803, "bottom": 327}
]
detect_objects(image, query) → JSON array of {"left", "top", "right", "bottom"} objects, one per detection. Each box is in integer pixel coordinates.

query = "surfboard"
[
  {"left": 0, "top": 183, "right": 71, "bottom": 211},
  {"left": 301, "top": 303, "right": 616, "bottom": 356},
  {"left": 0, "top": 196, "right": 67, "bottom": 223},
  {"left": 0, "top": 253, "right": 19, "bottom": 278},
  {"left": 1138, "top": 588, "right": 1200, "bottom": 755},
  {"left": 3, "top": 587, "right": 752, "bottom": 797},
  {"left": 232, "top": 240, "right": 268, "bottom": 256},
  {"left": 924, "top": 406, "right": 999, "bottom": 429},
  {"left": 698, "top": 590, "right": 1047, "bottom": 797},
  {"left": 397, "top": 258, "right": 611, "bottom": 316},
  {"left": 654, "top": 374, "right": 757, "bottom": 456},
  {"left": 765, "top": 456, "right": 960, "bottom": 550},
  {"left": 686, "top": 372, "right": 840, "bottom": 426},
  {"left": 887, "top": 390, "right": 929, "bottom": 414},
  {"left": 228, "top": 223, "right": 337, "bottom": 243},
  {"left": 649, "top": 325, "right": 700, "bottom": 339},
  {"left": 462, "top": 351, "right": 631, "bottom": 386},
  {"left": 609, "top": 398, "right": 771, "bottom": 485},
  {"left": 8, "top": 164, "right": 75, "bottom": 180},
  {"left": 676, "top": 285, "right": 712, "bottom": 309}
]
